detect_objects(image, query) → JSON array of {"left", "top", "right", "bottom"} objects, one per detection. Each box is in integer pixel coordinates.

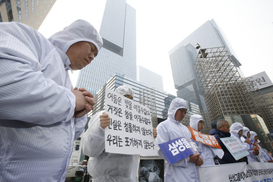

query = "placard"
[
  {"left": 158, "top": 137, "right": 194, "bottom": 164},
  {"left": 199, "top": 162, "right": 273, "bottom": 182},
  {"left": 188, "top": 126, "right": 222, "bottom": 149},
  {"left": 220, "top": 136, "right": 249, "bottom": 160},
  {"left": 104, "top": 87, "right": 157, "bottom": 156}
]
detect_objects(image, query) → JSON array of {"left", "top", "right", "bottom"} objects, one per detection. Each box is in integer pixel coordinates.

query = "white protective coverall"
[
  {"left": 248, "top": 131, "right": 261, "bottom": 162},
  {"left": 240, "top": 126, "right": 250, "bottom": 143},
  {"left": 156, "top": 98, "right": 200, "bottom": 182},
  {"left": 230, "top": 123, "right": 250, "bottom": 151},
  {"left": 189, "top": 114, "right": 224, "bottom": 166},
  {"left": 82, "top": 85, "right": 139, "bottom": 182},
  {"left": 0, "top": 20, "right": 102, "bottom": 182},
  {"left": 249, "top": 131, "right": 271, "bottom": 162}
]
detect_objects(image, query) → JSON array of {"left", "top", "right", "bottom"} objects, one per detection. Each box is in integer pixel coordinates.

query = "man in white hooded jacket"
[
  {"left": 190, "top": 114, "right": 224, "bottom": 166},
  {"left": 0, "top": 20, "right": 103, "bottom": 182},
  {"left": 156, "top": 98, "right": 203, "bottom": 182},
  {"left": 229, "top": 122, "right": 249, "bottom": 163},
  {"left": 82, "top": 85, "right": 139, "bottom": 182}
]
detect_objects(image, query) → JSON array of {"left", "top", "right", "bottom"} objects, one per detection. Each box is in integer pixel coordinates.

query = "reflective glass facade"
[
  {"left": 139, "top": 66, "right": 164, "bottom": 92},
  {"left": 77, "top": 0, "right": 136, "bottom": 95},
  {"left": 0, "top": 0, "right": 56, "bottom": 30},
  {"left": 169, "top": 19, "right": 241, "bottom": 112},
  {"left": 89, "top": 74, "right": 201, "bottom": 128}
]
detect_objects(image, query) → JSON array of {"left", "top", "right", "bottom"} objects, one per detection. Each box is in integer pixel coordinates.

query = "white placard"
[
  {"left": 104, "top": 87, "right": 157, "bottom": 156},
  {"left": 220, "top": 136, "right": 249, "bottom": 160},
  {"left": 199, "top": 162, "right": 273, "bottom": 182}
]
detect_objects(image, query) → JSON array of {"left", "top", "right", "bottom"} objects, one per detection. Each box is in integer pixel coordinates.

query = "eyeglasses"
[{"left": 178, "top": 109, "right": 187, "bottom": 114}]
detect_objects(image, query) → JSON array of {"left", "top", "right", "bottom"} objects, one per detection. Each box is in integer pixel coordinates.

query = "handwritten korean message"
[{"left": 104, "top": 87, "right": 157, "bottom": 156}]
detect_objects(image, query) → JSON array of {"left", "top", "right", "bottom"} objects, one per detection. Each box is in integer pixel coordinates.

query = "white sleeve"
[
  {"left": 82, "top": 111, "right": 105, "bottom": 157},
  {"left": 0, "top": 52, "right": 75, "bottom": 125},
  {"left": 0, "top": 24, "right": 76, "bottom": 125},
  {"left": 74, "top": 116, "right": 88, "bottom": 140},
  {"left": 156, "top": 124, "right": 190, "bottom": 167}
]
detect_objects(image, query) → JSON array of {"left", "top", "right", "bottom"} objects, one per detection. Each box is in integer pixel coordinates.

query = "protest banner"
[
  {"left": 104, "top": 87, "right": 157, "bottom": 156},
  {"left": 158, "top": 137, "right": 194, "bottom": 164},
  {"left": 188, "top": 126, "right": 222, "bottom": 149},
  {"left": 198, "top": 162, "right": 273, "bottom": 182},
  {"left": 220, "top": 136, "right": 249, "bottom": 160}
]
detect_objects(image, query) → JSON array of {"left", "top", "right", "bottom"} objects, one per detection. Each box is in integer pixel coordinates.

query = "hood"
[
  {"left": 48, "top": 19, "right": 103, "bottom": 54},
  {"left": 115, "top": 85, "right": 134, "bottom": 97},
  {"left": 167, "top": 98, "right": 188, "bottom": 121},
  {"left": 230, "top": 122, "right": 243, "bottom": 137},
  {"left": 242, "top": 126, "right": 250, "bottom": 138},
  {"left": 250, "top": 131, "right": 257, "bottom": 141},
  {"left": 190, "top": 114, "right": 203, "bottom": 131}
]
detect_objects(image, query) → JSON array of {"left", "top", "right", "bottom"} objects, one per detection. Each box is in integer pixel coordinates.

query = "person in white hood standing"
[
  {"left": 156, "top": 98, "right": 203, "bottom": 182},
  {"left": 82, "top": 85, "right": 150, "bottom": 182},
  {"left": 241, "top": 126, "right": 251, "bottom": 144},
  {"left": 229, "top": 122, "right": 249, "bottom": 163},
  {"left": 248, "top": 131, "right": 260, "bottom": 162},
  {"left": 190, "top": 114, "right": 224, "bottom": 166},
  {"left": 0, "top": 19, "right": 103, "bottom": 182}
]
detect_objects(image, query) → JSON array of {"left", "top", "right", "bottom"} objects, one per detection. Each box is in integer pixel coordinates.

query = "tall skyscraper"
[
  {"left": 169, "top": 19, "right": 241, "bottom": 112},
  {"left": 169, "top": 19, "right": 273, "bottom": 151},
  {"left": 139, "top": 66, "right": 164, "bottom": 91},
  {"left": 77, "top": 0, "right": 136, "bottom": 94},
  {"left": 0, "top": 0, "right": 56, "bottom": 30}
]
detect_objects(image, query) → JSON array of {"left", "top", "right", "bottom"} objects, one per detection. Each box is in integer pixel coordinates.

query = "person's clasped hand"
[
  {"left": 244, "top": 139, "right": 251, "bottom": 145},
  {"left": 72, "top": 87, "right": 95, "bottom": 118},
  {"left": 189, "top": 153, "right": 203, "bottom": 166}
]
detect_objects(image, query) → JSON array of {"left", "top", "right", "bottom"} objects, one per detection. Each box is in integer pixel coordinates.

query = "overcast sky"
[{"left": 39, "top": 0, "right": 273, "bottom": 95}]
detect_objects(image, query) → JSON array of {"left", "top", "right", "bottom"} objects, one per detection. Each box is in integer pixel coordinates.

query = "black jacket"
[{"left": 209, "top": 129, "right": 244, "bottom": 164}]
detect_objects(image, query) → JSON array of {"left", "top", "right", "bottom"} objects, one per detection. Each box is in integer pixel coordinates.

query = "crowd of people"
[
  {"left": 156, "top": 97, "right": 273, "bottom": 182},
  {"left": 0, "top": 19, "right": 272, "bottom": 182}
]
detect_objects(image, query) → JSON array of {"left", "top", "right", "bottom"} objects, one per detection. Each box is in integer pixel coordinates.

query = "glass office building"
[
  {"left": 89, "top": 73, "right": 200, "bottom": 126},
  {"left": 76, "top": 0, "right": 136, "bottom": 94},
  {"left": 169, "top": 19, "right": 242, "bottom": 112},
  {"left": 139, "top": 66, "right": 164, "bottom": 92},
  {"left": 89, "top": 73, "right": 177, "bottom": 127},
  {"left": 0, "top": 0, "right": 56, "bottom": 30}
]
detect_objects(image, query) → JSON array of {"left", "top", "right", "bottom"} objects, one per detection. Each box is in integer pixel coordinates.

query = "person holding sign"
[
  {"left": 248, "top": 131, "right": 262, "bottom": 162},
  {"left": 240, "top": 127, "right": 260, "bottom": 163},
  {"left": 209, "top": 120, "right": 239, "bottom": 164},
  {"left": 189, "top": 114, "right": 224, "bottom": 166},
  {"left": 229, "top": 122, "right": 249, "bottom": 163},
  {"left": 0, "top": 20, "right": 102, "bottom": 181},
  {"left": 82, "top": 85, "right": 157, "bottom": 182},
  {"left": 156, "top": 98, "right": 203, "bottom": 182}
]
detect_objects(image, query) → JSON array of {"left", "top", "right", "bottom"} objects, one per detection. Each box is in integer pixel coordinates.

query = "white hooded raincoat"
[
  {"left": 190, "top": 114, "right": 223, "bottom": 166},
  {"left": 82, "top": 86, "right": 138, "bottom": 182},
  {"left": 0, "top": 20, "right": 102, "bottom": 182},
  {"left": 156, "top": 98, "right": 200, "bottom": 182}
]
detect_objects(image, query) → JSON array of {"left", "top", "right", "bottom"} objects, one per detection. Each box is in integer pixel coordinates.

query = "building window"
[
  {"left": 6, "top": 0, "right": 13, "bottom": 21},
  {"left": 31, "top": 0, "right": 34, "bottom": 12},
  {"left": 16, "top": 0, "right": 21, "bottom": 22},
  {"left": 24, "top": 0, "right": 28, "bottom": 19}
]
